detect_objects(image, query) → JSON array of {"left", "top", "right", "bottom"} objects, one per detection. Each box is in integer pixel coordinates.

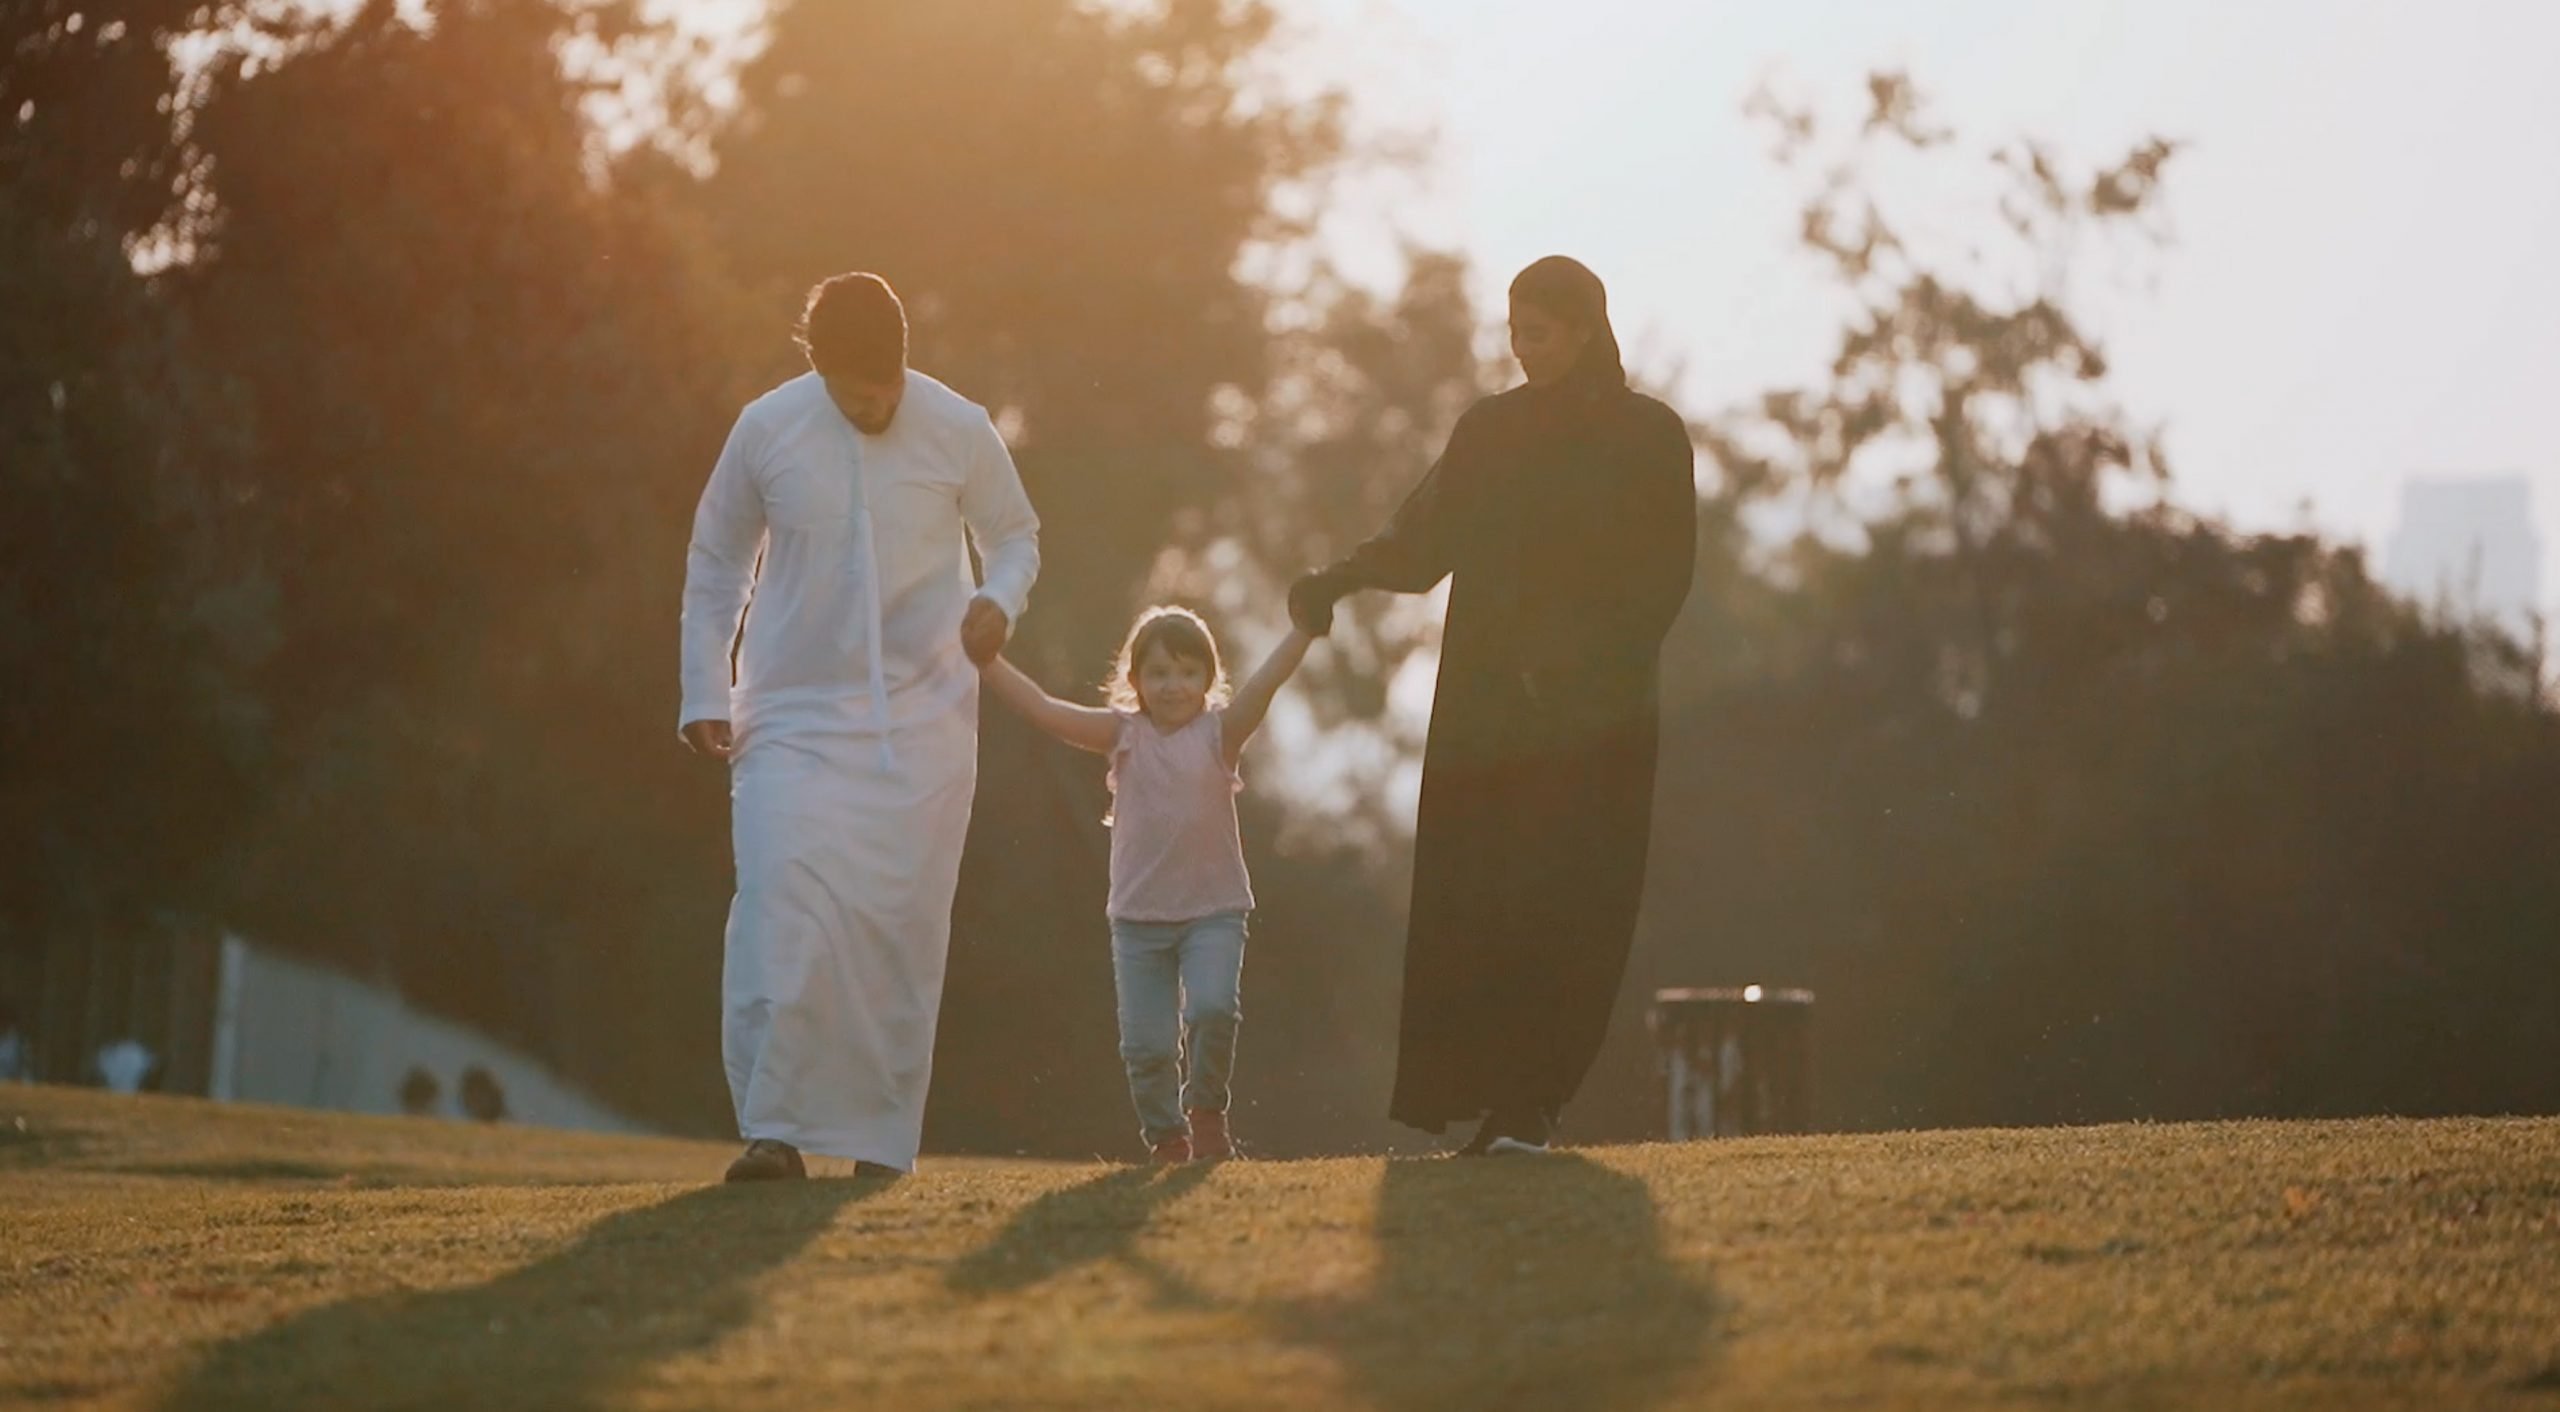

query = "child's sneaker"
[
  {"left": 1188, "top": 1109, "right": 1234, "bottom": 1161},
  {"left": 1149, "top": 1134, "right": 1193, "bottom": 1165}
]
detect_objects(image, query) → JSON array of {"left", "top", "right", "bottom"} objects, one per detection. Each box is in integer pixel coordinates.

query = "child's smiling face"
[{"left": 1135, "top": 640, "right": 1212, "bottom": 730}]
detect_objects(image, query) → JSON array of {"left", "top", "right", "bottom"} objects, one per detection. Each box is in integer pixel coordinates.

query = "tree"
[
  {"left": 1567, "top": 75, "right": 2560, "bottom": 1139},
  {"left": 2, "top": 2, "right": 271, "bottom": 245},
  {"left": 0, "top": 3, "right": 271, "bottom": 1064},
  {"left": 696, "top": 0, "right": 1351, "bottom": 668},
  {"left": 170, "top": 0, "right": 746, "bottom": 1114}
]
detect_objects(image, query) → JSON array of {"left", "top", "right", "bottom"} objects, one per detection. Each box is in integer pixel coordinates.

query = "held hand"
[
  {"left": 1287, "top": 571, "right": 1344, "bottom": 637},
  {"left": 961, "top": 596, "right": 1011, "bottom": 667},
  {"left": 681, "top": 719, "right": 735, "bottom": 761}
]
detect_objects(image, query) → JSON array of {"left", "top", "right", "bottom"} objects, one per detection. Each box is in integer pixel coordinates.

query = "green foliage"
[
  {"left": 1568, "top": 76, "right": 2560, "bottom": 1139},
  {"left": 155, "top": 1, "right": 748, "bottom": 1111},
  {"left": 0, "top": 3, "right": 271, "bottom": 978},
  {"left": 2, "top": 2, "right": 250, "bottom": 242},
  {"left": 698, "top": 0, "right": 1350, "bottom": 668}
]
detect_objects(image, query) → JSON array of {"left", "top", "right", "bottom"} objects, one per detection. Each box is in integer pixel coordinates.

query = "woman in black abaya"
[{"left": 1292, "top": 256, "right": 1696, "bottom": 1155}]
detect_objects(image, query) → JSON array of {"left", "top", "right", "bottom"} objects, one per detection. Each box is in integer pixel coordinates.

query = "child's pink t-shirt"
[{"left": 1105, "top": 708, "right": 1255, "bottom": 923}]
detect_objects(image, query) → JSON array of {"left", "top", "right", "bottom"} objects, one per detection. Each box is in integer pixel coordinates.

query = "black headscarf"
[
  {"left": 1289, "top": 254, "right": 1641, "bottom": 636},
  {"left": 1507, "top": 255, "right": 1626, "bottom": 402}
]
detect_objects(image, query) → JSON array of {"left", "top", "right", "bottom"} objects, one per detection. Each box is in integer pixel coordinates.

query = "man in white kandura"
[{"left": 679, "top": 272, "right": 1040, "bottom": 1183}]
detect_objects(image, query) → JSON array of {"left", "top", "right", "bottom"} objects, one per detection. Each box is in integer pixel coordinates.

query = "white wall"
[{"left": 207, "top": 933, "right": 646, "bottom": 1134}]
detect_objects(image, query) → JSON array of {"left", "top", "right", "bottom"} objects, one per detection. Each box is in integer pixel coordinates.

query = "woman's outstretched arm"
[
  {"left": 1335, "top": 404, "right": 1485, "bottom": 593},
  {"left": 1290, "top": 403, "right": 1485, "bottom": 634}
]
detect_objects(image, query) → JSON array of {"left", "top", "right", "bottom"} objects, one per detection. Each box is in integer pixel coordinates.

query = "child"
[{"left": 980, "top": 606, "right": 1313, "bottom": 1163}]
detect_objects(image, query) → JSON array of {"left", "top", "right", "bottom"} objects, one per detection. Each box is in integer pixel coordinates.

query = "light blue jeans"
[{"left": 1108, "top": 911, "right": 1248, "bottom": 1146}]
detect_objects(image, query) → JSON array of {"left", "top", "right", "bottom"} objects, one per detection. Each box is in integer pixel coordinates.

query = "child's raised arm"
[
  {"left": 1221, "top": 626, "right": 1315, "bottom": 767},
  {"left": 981, "top": 656, "right": 1121, "bottom": 754}
]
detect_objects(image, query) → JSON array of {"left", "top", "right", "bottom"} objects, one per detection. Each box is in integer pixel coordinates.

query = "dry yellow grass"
[{"left": 3, "top": 1085, "right": 2556, "bottom": 1410}]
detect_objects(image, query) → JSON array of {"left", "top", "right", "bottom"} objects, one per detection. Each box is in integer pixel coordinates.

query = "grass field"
[{"left": 3, "top": 1085, "right": 2556, "bottom": 1410}]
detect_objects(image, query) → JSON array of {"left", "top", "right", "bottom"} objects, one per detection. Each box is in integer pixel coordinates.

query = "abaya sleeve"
[{"left": 1330, "top": 403, "right": 1484, "bottom": 594}]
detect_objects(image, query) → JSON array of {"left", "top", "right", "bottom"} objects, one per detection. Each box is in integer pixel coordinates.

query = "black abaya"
[{"left": 1313, "top": 296, "right": 1696, "bottom": 1133}]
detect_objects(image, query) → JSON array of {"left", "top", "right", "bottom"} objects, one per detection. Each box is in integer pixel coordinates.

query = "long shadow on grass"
[
  {"left": 1281, "top": 1154, "right": 1723, "bottom": 1412},
  {"left": 946, "top": 1163, "right": 1213, "bottom": 1306},
  {"left": 949, "top": 1154, "right": 1722, "bottom": 1410},
  {"left": 158, "top": 1176, "right": 884, "bottom": 1412}
]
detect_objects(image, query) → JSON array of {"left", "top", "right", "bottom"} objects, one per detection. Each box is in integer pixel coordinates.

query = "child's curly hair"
[{"left": 1106, "top": 606, "right": 1232, "bottom": 716}]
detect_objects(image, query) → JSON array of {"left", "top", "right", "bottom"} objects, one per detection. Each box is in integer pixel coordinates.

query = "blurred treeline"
[{"left": 4, "top": 5, "right": 2553, "bottom": 1153}]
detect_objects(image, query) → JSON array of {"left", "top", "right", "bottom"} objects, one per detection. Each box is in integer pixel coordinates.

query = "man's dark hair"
[{"left": 797, "top": 271, "right": 907, "bottom": 382}]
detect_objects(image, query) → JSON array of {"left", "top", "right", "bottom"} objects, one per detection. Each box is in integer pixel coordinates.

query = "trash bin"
[{"left": 1649, "top": 986, "right": 1814, "bottom": 1139}]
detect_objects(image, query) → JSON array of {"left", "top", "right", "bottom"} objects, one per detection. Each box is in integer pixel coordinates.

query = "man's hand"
[
  {"left": 681, "top": 719, "right": 735, "bottom": 761},
  {"left": 960, "top": 596, "right": 1011, "bottom": 666}
]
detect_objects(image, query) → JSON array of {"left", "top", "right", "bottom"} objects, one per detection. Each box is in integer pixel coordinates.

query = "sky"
[{"left": 1270, "top": 0, "right": 2560, "bottom": 623}]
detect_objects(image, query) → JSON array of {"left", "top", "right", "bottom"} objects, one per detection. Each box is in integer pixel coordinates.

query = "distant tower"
[{"left": 2383, "top": 477, "right": 2542, "bottom": 640}]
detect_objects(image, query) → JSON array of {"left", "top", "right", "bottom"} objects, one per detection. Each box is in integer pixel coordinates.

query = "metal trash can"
[{"left": 1649, "top": 986, "right": 1814, "bottom": 1139}]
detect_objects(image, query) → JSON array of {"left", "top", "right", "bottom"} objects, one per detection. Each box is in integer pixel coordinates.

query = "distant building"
[
  {"left": 6, "top": 928, "right": 645, "bottom": 1134},
  {"left": 2383, "top": 477, "right": 2543, "bottom": 642}
]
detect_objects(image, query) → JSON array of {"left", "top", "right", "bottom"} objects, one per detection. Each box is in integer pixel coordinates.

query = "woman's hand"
[{"left": 1288, "top": 571, "right": 1347, "bottom": 636}]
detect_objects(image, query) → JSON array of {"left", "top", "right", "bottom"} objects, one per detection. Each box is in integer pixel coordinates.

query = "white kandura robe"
[{"left": 680, "top": 369, "right": 1039, "bottom": 1171}]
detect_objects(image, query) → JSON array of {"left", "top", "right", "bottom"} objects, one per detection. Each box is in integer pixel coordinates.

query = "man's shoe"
[
  {"left": 723, "top": 1138, "right": 806, "bottom": 1183},
  {"left": 852, "top": 1161, "right": 904, "bottom": 1181},
  {"left": 1149, "top": 1135, "right": 1193, "bottom": 1165},
  {"left": 1187, "top": 1109, "right": 1234, "bottom": 1161}
]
